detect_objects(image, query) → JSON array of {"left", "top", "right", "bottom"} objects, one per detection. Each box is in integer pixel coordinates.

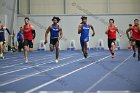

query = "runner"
[
  {"left": 45, "top": 16, "right": 63, "bottom": 63},
  {"left": 78, "top": 16, "right": 95, "bottom": 58},
  {"left": 23, "top": 17, "right": 36, "bottom": 63},
  {"left": 105, "top": 19, "right": 121, "bottom": 58},
  {"left": 0, "top": 21, "right": 11, "bottom": 59},
  {"left": 126, "top": 19, "right": 140, "bottom": 60}
]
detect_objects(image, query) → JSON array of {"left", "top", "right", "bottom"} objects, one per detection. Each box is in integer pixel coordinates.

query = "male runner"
[
  {"left": 45, "top": 16, "right": 62, "bottom": 63},
  {"left": 78, "top": 16, "right": 95, "bottom": 58},
  {"left": 23, "top": 17, "right": 36, "bottom": 63},
  {"left": 105, "top": 19, "right": 121, "bottom": 58},
  {"left": 126, "top": 19, "right": 140, "bottom": 60}
]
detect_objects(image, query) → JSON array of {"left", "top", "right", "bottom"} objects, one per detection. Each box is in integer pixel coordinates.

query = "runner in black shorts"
[
  {"left": 23, "top": 17, "right": 36, "bottom": 63},
  {"left": 23, "top": 40, "right": 33, "bottom": 48},
  {"left": 45, "top": 16, "right": 63, "bottom": 63},
  {"left": 126, "top": 19, "right": 140, "bottom": 60},
  {"left": 50, "top": 38, "right": 59, "bottom": 47},
  {"left": 108, "top": 39, "right": 116, "bottom": 49},
  {"left": 105, "top": 19, "right": 121, "bottom": 58}
]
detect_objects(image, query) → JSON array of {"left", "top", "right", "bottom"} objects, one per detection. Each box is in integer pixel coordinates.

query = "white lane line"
[
  {"left": 0, "top": 56, "right": 73, "bottom": 76},
  {"left": 0, "top": 53, "right": 79, "bottom": 69},
  {"left": 0, "top": 56, "right": 53, "bottom": 69},
  {"left": 84, "top": 54, "right": 132, "bottom": 93},
  {"left": 0, "top": 58, "right": 84, "bottom": 87},
  {"left": 0, "top": 53, "right": 101, "bottom": 87},
  {"left": 1, "top": 53, "right": 102, "bottom": 69},
  {"left": 24, "top": 55, "right": 110, "bottom": 93},
  {"left": 2, "top": 51, "right": 53, "bottom": 61},
  {"left": 13, "top": 56, "right": 49, "bottom": 61}
]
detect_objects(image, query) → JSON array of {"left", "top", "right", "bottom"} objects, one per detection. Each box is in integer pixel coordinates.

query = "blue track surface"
[{"left": 0, "top": 50, "right": 140, "bottom": 93}]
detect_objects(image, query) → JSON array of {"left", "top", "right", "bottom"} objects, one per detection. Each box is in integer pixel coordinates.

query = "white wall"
[
  {"left": 30, "top": 0, "right": 64, "bottom": 14},
  {"left": 109, "top": 0, "right": 140, "bottom": 13},
  {"left": 19, "top": 0, "right": 140, "bottom": 14},
  {"left": 0, "top": 0, "right": 17, "bottom": 46},
  {"left": 17, "top": 14, "right": 140, "bottom": 50},
  {"left": 19, "top": 0, "right": 29, "bottom": 14},
  {"left": 0, "top": 0, "right": 17, "bottom": 31},
  {"left": 66, "top": 0, "right": 108, "bottom": 14}
]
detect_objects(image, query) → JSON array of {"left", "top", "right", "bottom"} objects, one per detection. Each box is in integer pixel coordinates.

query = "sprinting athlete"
[
  {"left": 105, "top": 19, "right": 121, "bottom": 58},
  {"left": 0, "top": 22, "right": 11, "bottom": 59},
  {"left": 23, "top": 17, "right": 36, "bottom": 63},
  {"left": 126, "top": 19, "right": 140, "bottom": 61},
  {"left": 45, "top": 16, "right": 63, "bottom": 63},
  {"left": 78, "top": 16, "right": 95, "bottom": 58}
]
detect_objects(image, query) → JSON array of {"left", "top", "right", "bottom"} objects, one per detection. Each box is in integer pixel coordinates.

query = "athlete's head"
[
  {"left": 52, "top": 16, "right": 60, "bottom": 24},
  {"left": 129, "top": 24, "right": 132, "bottom": 29},
  {"left": 0, "top": 24, "right": 4, "bottom": 28},
  {"left": 134, "top": 19, "right": 139, "bottom": 26},
  {"left": 109, "top": 19, "right": 114, "bottom": 26},
  {"left": 81, "top": 16, "right": 87, "bottom": 24},
  {"left": 129, "top": 24, "right": 132, "bottom": 27},
  {"left": 24, "top": 17, "right": 30, "bottom": 25},
  {"left": 20, "top": 27, "right": 23, "bottom": 34},
  {"left": 20, "top": 27, "right": 22, "bottom": 31}
]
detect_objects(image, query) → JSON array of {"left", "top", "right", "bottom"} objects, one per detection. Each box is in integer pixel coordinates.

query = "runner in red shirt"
[
  {"left": 23, "top": 17, "right": 36, "bottom": 63},
  {"left": 126, "top": 19, "right": 140, "bottom": 61},
  {"left": 105, "top": 19, "right": 121, "bottom": 58}
]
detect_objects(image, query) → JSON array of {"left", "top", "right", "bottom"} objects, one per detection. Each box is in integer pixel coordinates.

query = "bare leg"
[
  {"left": 84, "top": 41, "right": 87, "bottom": 53},
  {"left": 24, "top": 46, "right": 28, "bottom": 63},
  {"left": 50, "top": 44, "right": 54, "bottom": 52},
  {"left": 0, "top": 42, "right": 3, "bottom": 55},
  {"left": 83, "top": 41, "right": 88, "bottom": 58},
  {"left": 55, "top": 42, "right": 59, "bottom": 60},
  {"left": 138, "top": 47, "right": 140, "bottom": 61},
  {"left": 0, "top": 42, "right": 4, "bottom": 59},
  {"left": 55, "top": 42, "right": 59, "bottom": 63},
  {"left": 111, "top": 42, "right": 115, "bottom": 58},
  {"left": 132, "top": 41, "right": 136, "bottom": 57}
]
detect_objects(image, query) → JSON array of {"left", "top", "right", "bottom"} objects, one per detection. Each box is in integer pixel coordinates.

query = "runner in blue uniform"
[
  {"left": 78, "top": 16, "right": 95, "bottom": 58},
  {"left": 45, "top": 17, "right": 63, "bottom": 63},
  {"left": 0, "top": 22, "right": 11, "bottom": 59}
]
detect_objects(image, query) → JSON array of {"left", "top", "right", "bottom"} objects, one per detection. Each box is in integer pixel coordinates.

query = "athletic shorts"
[
  {"left": 0, "top": 37, "right": 5, "bottom": 42},
  {"left": 50, "top": 38, "right": 59, "bottom": 46},
  {"left": 129, "top": 38, "right": 138, "bottom": 48},
  {"left": 80, "top": 36, "right": 89, "bottom": 48},
  {"left": 108, "top": 38, "right": 116, "bottom": 49},
  {"left": 136, "top": 40, "right": 140, "bottom": 47},
  {"left": 129, "top": 38, "right": 136, "bottom": 43},
  {"left": 23, "top": 39, "right": 33, "bottom": 48}
]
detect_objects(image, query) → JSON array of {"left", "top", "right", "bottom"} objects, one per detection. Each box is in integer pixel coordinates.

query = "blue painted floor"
[{"left": 0, "top": 50, "right": 140, "bottom": 93}]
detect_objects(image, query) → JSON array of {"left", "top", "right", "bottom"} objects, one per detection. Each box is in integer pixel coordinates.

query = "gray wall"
[
  {"left": 0, "top": 0, "right": 17, "bottom": 45},
  {"left": 0, "top": 0, "right": 17, "bottom": 31},
  {"left": 1, "top": 0, "right": 140, "bottom": 50},
  {"left": 17, "top": 14, "right": 140, "bottom": 50},
  {"left": 19, "top": 0, "right": 140, "bottom": 14}
]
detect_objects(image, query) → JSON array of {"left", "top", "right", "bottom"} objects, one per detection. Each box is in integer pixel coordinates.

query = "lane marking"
[
  {"left": 25, "top": 55, "right": 110, "bottom": 93},
  {"left": 84, "top": 54, "right": 132, "bottom": 93}
]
